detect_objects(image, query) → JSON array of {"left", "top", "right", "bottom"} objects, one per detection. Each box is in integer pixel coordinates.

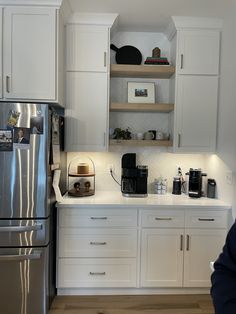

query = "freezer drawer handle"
[
  {"left": 0, "top": 224, "right": 43, "bottom": 233},
  {"left": 0, "top": 252, "right": 41, "bottom": 261}
]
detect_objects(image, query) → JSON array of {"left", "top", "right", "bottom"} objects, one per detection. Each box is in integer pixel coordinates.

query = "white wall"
[{"left": 205, "top": 2, "right": 236, "bottom": 216}]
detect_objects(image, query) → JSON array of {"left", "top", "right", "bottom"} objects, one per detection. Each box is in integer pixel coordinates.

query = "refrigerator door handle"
[
  {"left": 0, "top": 252, "right": 41, "bottom": 261},
  {"left": 0, "top": 223, "right": 43, "bottom": 233}
]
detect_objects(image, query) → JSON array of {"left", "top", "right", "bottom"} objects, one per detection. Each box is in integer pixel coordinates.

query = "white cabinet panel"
[
  {"left": 66, "top": 24, "right": 108, "bottom": 72},
  {"left": 0, "top": 8, "right": 2, "bottom": 99},
  {"left": 3, "top": 7, "right": 56, "bottom": 100},
  {"left": 58, "top": 258, "right": 137, "bottom": 288},
  {"left": 59, "top": 208, "right": 138, "bottom": 228},
  {"left": 141, "top": 209, "right": 184, "bottom": 228},
  {"left": 183, "top": 229, "right": 226, "bottom": 287},
  {"left": 177, "top": 30, "right": 220, "bottom": 75},
  {"left": 59, "top": 228, "right": 137, "bottom": 258},
  {"left": 141, "top": 228, "right": 184, "bottom": 287},
  {"left": 175, "top": 75, "right": 218, "bottom": 152},
  {"left": 65, "top": 72, "right": 108, "bottom": 151}
]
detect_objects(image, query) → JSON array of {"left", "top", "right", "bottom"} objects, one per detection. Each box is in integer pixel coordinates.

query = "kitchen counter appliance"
[
  {"left": 186, "top": 168, "right": 207, "bottom": 198},
  {"left": 121, "top": 153, "right": 148, "bottom": 197},
  {"left": 0, "top": 103, "right": 66, "bottom": 314}
]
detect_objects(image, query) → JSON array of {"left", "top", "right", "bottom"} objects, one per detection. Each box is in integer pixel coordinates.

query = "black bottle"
[
  {"left": 172, "top": 177, "right": 181, "bottom": 195},
  {"left": 207, "top": 179, "right": 216, "bottom": 198}
]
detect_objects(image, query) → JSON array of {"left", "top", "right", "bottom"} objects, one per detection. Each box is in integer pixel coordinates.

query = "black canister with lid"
[
  {"left": 207, "top": 179, "right": 216, "bottom": 198},
  {"left": 172, "top": 176, "right": 181, "bottom": 195}
]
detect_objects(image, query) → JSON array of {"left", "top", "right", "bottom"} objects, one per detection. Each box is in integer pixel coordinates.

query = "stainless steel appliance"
[
  {"left": 0, "top": 103, "right": 66, "bottom": 314},
  {"left": 121, "top": 153, "right": 148, "bottom": 197},
  {"left": 186, "top": 168, "right": 207, "bottom": 198}
]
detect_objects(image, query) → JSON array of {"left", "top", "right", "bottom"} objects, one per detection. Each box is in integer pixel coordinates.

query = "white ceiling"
[{"left": 67, "top": 0, "right": 233, "bottom": 32}]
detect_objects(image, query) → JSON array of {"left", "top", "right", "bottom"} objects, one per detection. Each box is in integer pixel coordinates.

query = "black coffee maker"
[
  {"left": 186, "top": 168, "right": 207, "bottom": 198},
  {"left": 121, "top": 153, "right": 148, "bottom": 197}
]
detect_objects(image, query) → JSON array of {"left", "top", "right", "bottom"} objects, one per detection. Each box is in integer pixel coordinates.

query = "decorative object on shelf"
[
  {"left": 110, "top": 44, "right": 142, "bottom": 65},
  {"left": 128, "top": 82, "right": 155, "bottom": 103},
  {"left": 112, "top": 127, "right": 132, "bottom": 140},
  {"left": 68, "top": 156, "right": 95, "bottom": 197},
  {"left": 152, "top": 47, "right": 161, "bottom": 58}
]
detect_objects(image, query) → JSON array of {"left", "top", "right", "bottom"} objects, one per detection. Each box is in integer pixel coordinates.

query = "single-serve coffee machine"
[
  {"left": 186, "top": 168, "right": 207, "bottom": 198},
  {"left": 121, "top": 153, "right": 148, "bottom": 197}
]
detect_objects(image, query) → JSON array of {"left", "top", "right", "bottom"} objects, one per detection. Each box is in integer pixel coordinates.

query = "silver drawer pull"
[
  {"left": 0, "top": 252, "right": 41, "bottom": 261},
  {"left": 0, "top": 224, "right": 43, "bottom": 233},
  {"left": 89, "top": 272, "right": 106, "bottom": 276},
  {"left": 155, "top": 217, "right": 172, "bottom": 221},
  {"left": 180, "top": 235, "right": 184, "bottom": 251},
  {"left": 90, "top": 241, "right": 107, "bottom": 245},
  {"left": 186, "top": 235, "right": 190, "bottom": 251},
  {"left": 90, "top": 217, "right": 108, "bottom": 220},
  {"left": 198, "top": 218, "right": 215, "bottom": 222}
]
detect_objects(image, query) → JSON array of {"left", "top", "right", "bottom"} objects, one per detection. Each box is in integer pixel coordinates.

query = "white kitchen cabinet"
[
  {"left": 141, "top": 228, "right": 184, "bottom": 287},
  {"left": 66, "top": 24, "right": 109, "bottom": 72},
  {"left": 183, "top": 229, "right": 226, "bottom": 287},
  {"left": 65, "top": 71, "right": 108, "bottom": 152},
  {"left": 174, "top": 75, "right": 218, "bottom": 152},
  {"left": 3, "top": 6, "right": 58, "bottom": 101},
  {"left": 57, "top": 207, "right": 138, "bottom": 289},
  {"left": 177, "top": 30, "right": 220, "bottom": 75}
]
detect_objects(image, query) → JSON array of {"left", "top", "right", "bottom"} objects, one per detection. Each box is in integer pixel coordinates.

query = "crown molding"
[
  {"left": 0, "top": 0, "right": 63, "bottom": 7},
  {"left": 67, "top": 12, "right": 119, "bottom": 27}
]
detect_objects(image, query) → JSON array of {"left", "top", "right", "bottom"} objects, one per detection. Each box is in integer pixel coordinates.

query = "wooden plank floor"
[{"left": 49, "top": 294, "right": 215, "bottom": 314}]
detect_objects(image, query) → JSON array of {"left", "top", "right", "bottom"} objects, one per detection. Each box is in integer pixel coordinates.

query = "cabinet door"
[
  {"left": 177, "top": 30, "right": 220, "bottom": 75},
  {"left": 66, "top": 24, "right": 108, "bottom": 72},
  {"left": 141, "top": 229, "right": 184, "bottom": 287},
  {"left": 184, "top": 229, "right": 226, "bottom": 287},
  {"left": 174, "top": 75, "right": 218, "bottom": 152},
  {"left": 65, "top": 72, "right": 108, "bottom": 152},
  {"left": 3, "top": 7, "right": 56, "bottom": 100}
]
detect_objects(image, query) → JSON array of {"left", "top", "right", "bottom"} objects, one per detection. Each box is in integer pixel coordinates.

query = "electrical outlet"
[
  {"left": 226, "top": 171, "right": 233, "bottom": 185},
  {"left": 108, "top": 164, "right": 115, "bottom": 172}
]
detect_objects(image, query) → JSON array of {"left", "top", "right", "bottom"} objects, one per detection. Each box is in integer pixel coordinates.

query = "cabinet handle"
[
  {"left": 180, "top": 235, "right": 184, "bottom": 251},
  {"left": 103, "top": 132, "right": 106, "bottom": 146},
  {"left": 90, "top": 217, "right": 108, "bottom": 220},
  {"left": 90, "top": 241, "right": 107, "bottom": 245},
  {"left": 186, "top": 235, "right": 190, "bottom": 251},
  {"left": 89, "top": 272, "right": 106, "bottom": 276},
  {"left": 104, "top": 52, "right": 107, "bottom": 67},
  {"left": 180, "top": 54, "right": 184, "bottom": 69},
  {"left": 6, "top": 76, "right": 10, "bottom": 93},
  {"left": 198, "top": 218, "right": 215, "bottom": 222},
  {"left": 178, "top": 133, "right": 181, "bottom": 147},
  {"left": 155, "top": 217, "right": 172, "bottom": 221}
]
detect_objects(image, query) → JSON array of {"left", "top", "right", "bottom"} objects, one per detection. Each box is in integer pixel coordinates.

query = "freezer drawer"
[
  {"left": 0, "top": 247, "right": 49, "bottom": 314},
  {"left": 0, "top": 218, "right": 49, "bottom": 247}
]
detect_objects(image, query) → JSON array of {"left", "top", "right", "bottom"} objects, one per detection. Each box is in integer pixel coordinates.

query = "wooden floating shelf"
[
  {"left": 68, "top": 173, "right": 95, "bottom": 177},
  {"left": 109, "top": 139, "right": 173, "bottom": 147},
  {"left": 110, "top": 102, "right": 174, "bottom": 113},
  {"left": 110, "top": 64, "right": 175, "bottom": 78}
]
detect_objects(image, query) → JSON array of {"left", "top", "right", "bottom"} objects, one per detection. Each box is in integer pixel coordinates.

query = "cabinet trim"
[{"left": 109, "top": 139, "right": 173, "bottom": 147}]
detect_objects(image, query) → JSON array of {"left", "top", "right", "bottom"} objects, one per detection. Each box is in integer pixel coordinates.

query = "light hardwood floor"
[{"left": 49, "top": 294, "right": 215, "bottom": 314}]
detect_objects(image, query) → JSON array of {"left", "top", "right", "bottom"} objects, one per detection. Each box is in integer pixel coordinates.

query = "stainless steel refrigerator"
[{"left": 0, "top": 103, "right": 66, "bottom": 314}]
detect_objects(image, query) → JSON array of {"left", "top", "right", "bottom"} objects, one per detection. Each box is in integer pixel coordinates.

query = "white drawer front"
[
  {"left": 141, "top": 209, "right": 185, "bottom": 228},
  {"left": 59, "top": 228, "right": 137, "bottom": 258},
  {"left": 58, "top": 258, "right": 137, "bottom": 288},
  {"left": 185, "top": 210, "right": 228, "bottom": 228},
  {"left": 59, "top": 208, "right": 138, "bottom": 227}
]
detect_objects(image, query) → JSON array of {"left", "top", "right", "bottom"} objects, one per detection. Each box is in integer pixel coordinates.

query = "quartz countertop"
[{"left": 57, "top": 191, "right": 231, "bottom": 210}]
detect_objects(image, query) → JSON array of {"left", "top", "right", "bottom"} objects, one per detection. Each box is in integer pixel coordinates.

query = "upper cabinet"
[
  {"left": 0, "top": 4, "right": 65, "bottom": 105},
  {"left": 177, "top": 30, "right": 220, "bottom": 75},
  {"left": 168, "top": 17, "right": 222, "bottom": 153},
  {"left": 66, "top": 24, "right": 109, "bottom": 72}
]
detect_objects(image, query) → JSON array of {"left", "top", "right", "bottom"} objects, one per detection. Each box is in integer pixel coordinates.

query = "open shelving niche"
[{"left": 109, "top": 64, "right": 175, "bottom": 147}]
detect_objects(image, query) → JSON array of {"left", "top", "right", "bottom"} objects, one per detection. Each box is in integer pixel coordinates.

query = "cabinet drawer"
[
  {"left": 57, "top": 258, "right": 137, "bottom": 288},
  {"left": 58, "top": 228, "right": 137, "bottom": 258},
  {"left": 185, "top": 210, "right": 228, "bottom": 228},
  {"left": 59, "top": 208, "right": 138, "bottom": 228},
  {"left": 141, "top": 209, "right": 185, "bottom": 228}
]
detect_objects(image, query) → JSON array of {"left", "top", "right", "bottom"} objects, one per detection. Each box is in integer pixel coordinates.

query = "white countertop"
[{"left": 57, "top": 191, "right": 231, "bottom": 210}]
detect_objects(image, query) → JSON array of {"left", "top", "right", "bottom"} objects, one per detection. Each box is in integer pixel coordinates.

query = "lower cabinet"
[{"left": 57, "top": 207, "right": 229, "bottom": 290}]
